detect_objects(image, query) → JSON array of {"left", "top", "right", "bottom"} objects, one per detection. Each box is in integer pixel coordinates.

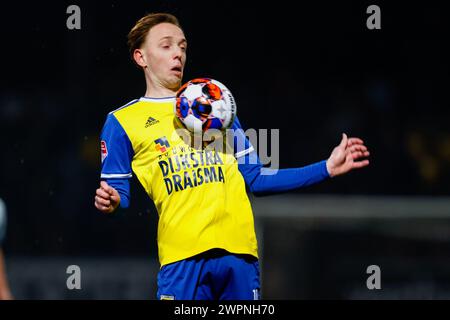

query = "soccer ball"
[{"left": 175, "top": 78, "right": 237, "bottom": 132}]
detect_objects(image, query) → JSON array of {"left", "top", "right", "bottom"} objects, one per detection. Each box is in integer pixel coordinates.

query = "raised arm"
[{"left": 233, "top": 118, "right": 370, "bottom": 196}]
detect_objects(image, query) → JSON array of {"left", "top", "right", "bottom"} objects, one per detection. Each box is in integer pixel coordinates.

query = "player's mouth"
[{"left": 171, "top": 66, "right": 183, "bottom": 76}]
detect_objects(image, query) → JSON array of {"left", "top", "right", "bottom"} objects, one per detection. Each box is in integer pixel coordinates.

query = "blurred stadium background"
[{"left": 0, "top": 0, "right": 449, "bottom": 299}]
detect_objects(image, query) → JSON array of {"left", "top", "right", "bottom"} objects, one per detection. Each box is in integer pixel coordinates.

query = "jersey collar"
[{"left": 139, "top": 96, "right": 175, "bottom": 103}]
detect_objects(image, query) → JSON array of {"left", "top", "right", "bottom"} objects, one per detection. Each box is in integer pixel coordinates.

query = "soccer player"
[
  {"left": 94, "top": 13, "right": 370, "bottom": 300},
  {"left": 0, "top": 198, "right": 13, "bottom": 300}
]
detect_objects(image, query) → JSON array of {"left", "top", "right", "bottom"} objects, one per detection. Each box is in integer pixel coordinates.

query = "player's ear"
[{"left": 133, "top": 48, "right": 147, "bottom": 68}]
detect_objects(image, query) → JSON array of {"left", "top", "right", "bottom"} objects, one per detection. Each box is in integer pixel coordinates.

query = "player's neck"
[
  {"left": 144, "top": 75, "right": 177, "bottom": 98},
  {"left": 144, "top": 86, "right": 176, "bottom": 98}
]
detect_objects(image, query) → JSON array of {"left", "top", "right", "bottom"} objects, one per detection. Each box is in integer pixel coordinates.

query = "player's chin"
[{"left": 167, "top": 77, "right": 183, "bottom": 90}]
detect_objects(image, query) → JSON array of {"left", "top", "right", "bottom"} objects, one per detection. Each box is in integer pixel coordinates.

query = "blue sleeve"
[
  {"left": 100, "top": 113, "right": 134, "bottom": 208},
  {"left": 232, "top": 116, "right": 255, "bottom": 158},
  {"left": 104, "top": 178, "right": 130, "bottom": 209},
  {"left": 233, "top": 118, "right": 331, "bottom": 196}
]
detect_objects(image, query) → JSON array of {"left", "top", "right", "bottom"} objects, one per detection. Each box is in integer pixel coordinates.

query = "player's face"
[{"left": 143, "top": 22, "right": 187, "bottom": 92}]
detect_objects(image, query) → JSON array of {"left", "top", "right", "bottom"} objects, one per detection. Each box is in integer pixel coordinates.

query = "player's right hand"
[{"left": 94, "top": 181, "right": 121, "bottom": 213}]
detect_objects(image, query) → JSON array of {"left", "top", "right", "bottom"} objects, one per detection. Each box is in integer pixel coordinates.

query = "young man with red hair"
[{"left": 94, "top": 13, "right": 370, "bottom": 300}]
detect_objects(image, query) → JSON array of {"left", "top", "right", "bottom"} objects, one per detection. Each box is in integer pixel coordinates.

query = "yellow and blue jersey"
[
  {"left": 100, "top": 97, "right": 258, "bottom": 267},
  {"left": 99, "top": 96, "right": 330, "bottom": 267}
]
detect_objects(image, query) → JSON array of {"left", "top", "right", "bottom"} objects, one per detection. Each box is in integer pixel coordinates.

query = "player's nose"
[{"left": 173, "top": 47, "right": 184, "bottom": 61}]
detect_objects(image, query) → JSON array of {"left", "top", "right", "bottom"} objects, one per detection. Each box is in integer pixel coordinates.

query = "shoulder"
[
  {"left": 109, "top": 97, "right": 175, "bottom": 126},
  {"left": 103, "top": 98, "right": 144, "bottom": 130},
  {"left": 231, "top": 116, "right": 243, "bottom": 130},
  {"left": 108, "top": 99, "right": 141, "bottom": 116}
]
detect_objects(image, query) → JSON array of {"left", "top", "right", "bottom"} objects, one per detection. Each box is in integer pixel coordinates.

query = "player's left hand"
[{"left": 326, "top": 133, "right": 370, "bottom": 177}]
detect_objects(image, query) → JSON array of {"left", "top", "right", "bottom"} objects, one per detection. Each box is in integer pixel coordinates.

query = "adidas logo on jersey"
[{"left": 145, "top": 116, "right": 160, "bottom": 128}]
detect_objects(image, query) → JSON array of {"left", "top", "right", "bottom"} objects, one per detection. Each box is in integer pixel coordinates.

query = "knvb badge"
[
  {"left": 101, "top": 140, "right": 108, "bottom": 162},
  {"left": 155, "top": 136, "right": 170, "bottom": 153}
]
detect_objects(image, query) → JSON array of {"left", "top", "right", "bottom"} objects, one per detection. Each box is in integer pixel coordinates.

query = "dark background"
[{"left": 0, "top": 0, "right": 449, "bottom": 298}]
